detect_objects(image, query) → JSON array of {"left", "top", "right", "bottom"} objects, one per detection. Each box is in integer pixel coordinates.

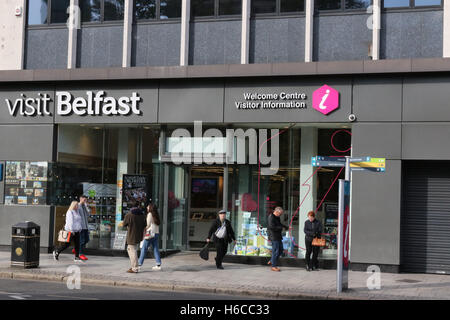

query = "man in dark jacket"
[
  {"left": 304, "top": 211, "right": 323, "bottom": 271},
  {"left": 268, "top": 207, "right": 289, "bottom": 272},
  {"left": 122, "top": 203, "right": 146, "bottom": 273},
  {"left": 207, "top": 210, "right": 236, "bottom": 270}
]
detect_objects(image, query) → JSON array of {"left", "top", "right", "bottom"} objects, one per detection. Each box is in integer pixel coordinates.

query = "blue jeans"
[
  {"left": 271, "top": 240, "right": 283, "bottom": 268},
  {"left": 80, "top": 229, "right": 90, "bottom": 255},
  {"left": 138, "top": 233, "right": 161, "bottom": 266}
]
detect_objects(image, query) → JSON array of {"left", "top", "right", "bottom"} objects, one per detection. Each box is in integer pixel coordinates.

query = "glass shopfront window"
[
  {"left": 228, "top": 127, "right": 351, "bottom": 260},
  {"left": 51, "top": 125, "right": 161, "bottom": 250},
  {"left": 229, "top": 127, "right": 301, "bottom": 258}
]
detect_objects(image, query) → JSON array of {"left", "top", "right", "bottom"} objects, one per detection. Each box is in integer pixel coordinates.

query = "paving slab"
[{"left": 0, "top": 251, "right": 449, "bottom": 300}]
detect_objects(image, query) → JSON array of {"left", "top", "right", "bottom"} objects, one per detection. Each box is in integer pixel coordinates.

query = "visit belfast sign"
[{"left": 5, "top": 91, "right": 142, "bottom": 117}]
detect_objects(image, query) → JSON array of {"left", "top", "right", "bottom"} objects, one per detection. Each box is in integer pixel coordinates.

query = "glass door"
[{"left": 162, "top": 164, "right": 189, "bottom": 251}]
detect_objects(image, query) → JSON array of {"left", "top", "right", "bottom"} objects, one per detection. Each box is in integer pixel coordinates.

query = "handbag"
[
  {"left": 144, "top": 226, "right": 155, "bottom": 240},
  {"left": 199, "top": 242, "right": 210, "bottom": 261},
  {"left": 312, "top": 237, "right": 326, "bottom": 247},
  {"left": 58, "top": 230, "right": 72, "bottom": 243}
]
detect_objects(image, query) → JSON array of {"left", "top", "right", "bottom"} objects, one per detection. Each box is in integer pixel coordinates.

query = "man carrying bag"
[{"left": 206, "top": 210, "right": 236, "bottom": 269}]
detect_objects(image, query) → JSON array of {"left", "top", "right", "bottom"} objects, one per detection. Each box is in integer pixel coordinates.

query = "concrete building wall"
[
  {"left": 313, "top": 14, "right": 371, "bottom": 62},
  {"left": 77, "top": 26, "right": 123, "bottom": 68},
  {"left": 25, "top": 28, "right": 68, "bottom": 70},
  {"left": 0, "top": 0, "right": 26, "bottom": 70},
  {"left": 0, "top": 205, "right": 52, "bottom": 248},
  {"left": 133, "top": 23, "right": 181, "bottom": 67},
  {"left": 250, "top": 17, "right": 305, "bottom": 64},
  {"left": 189, "top": 20, "right": 241, "bottom": 65},
  {"left": 381, "top": 11, "right": 443, "bottom": 60}
]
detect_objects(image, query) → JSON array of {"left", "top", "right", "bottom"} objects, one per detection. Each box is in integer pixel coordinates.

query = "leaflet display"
[{"left": 4, "top": 161, "right": 48, "bottom": 205}]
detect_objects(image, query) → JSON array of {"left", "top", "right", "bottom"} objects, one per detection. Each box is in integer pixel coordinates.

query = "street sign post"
[
  {"left": 311, "top": 155, "right": 386, "bottom": 293},
  {"left": 337, "top": 179, "right": 351, "bottom": 292}
]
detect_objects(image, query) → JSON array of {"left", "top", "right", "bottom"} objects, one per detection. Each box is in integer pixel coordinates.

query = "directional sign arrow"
[{"left": 351, "top": 167, "right": 385, "bottom": 172}]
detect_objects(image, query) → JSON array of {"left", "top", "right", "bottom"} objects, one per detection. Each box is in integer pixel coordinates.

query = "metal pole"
[
  {"left": 345, "top": 156, "right": 350, "bottom": 181},
  {"left": 337, "top": 179, "right": 345, "bottom": 293}
]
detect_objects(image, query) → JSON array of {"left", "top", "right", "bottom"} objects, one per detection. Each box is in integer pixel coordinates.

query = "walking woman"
[
  {"left": 304, "top": 211, "right": 323, "bottom": 271},
  {"left": 53, "top": 201, "right": 83, "bottom": 262},
  {"left": 138, "top": 203, "right": 162, "bottom": 271}
]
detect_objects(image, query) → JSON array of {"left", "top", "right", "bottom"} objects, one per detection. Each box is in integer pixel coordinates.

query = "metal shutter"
[{"left": 401, "top": 161, "right": 450, "bottom": 274}]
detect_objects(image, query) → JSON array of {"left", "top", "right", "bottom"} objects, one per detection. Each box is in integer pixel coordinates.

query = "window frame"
[
  {"left": 251, "top": 0, "right": 306, "bottom": 18},
  {"left": 26, "top": 0, "right": 126, "bottom": 27},
  {"left": 134, "top": 0, "right": 182, "bottom": 22},
  {"left": 191, "top": 0, "right": 242, "bottom": 20},
  {"left": 81, "top": 0, "right": 125, "bottom": 25},
  {"left": 315, "top": 0, "right": 373, "bottom": 13},
  {"left": 27, "top": 0, "right": 70, "bottom": 27},
  {"left": 382, "top": 0, "right": 443, "bottom": 10}
]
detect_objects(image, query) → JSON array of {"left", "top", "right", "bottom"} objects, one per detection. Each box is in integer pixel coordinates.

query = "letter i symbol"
[{"left": 319, "top": 90, "right": 330, "bottom": 110}]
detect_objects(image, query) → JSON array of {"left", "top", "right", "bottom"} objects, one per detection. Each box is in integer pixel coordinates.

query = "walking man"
[
  {"left": 77, "top": 195, "right": 90, "bottom": 261},
  {"left": 268, "top": 207, "right": 289, "bottom": 272},
  {"left": 207, "top": 210, "right": 236, "bottom": 270},
  {"left": 122, "top": 201, "right": 146, "bottom": 273}
]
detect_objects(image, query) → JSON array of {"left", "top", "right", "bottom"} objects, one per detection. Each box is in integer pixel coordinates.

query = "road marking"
[
  {"left": 8, "top": 294, "right": 31, "bottom": 300},
  {"left": 46, "top": 294, "right": 99, "bottom": 300}
]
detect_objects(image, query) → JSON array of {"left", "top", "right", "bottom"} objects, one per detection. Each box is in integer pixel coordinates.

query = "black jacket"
[
  {"left": 304, "top": 219, "right": 323, "bottom": 242},
  {"left": 208, "top": 219, "right": 236, "bottom": 244},
  {"left": 268, "top": 214, "right": 288, "bottom": 241}
]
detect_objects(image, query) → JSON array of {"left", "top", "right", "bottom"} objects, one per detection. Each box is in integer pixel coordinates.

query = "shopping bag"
[
  {"left": 199, "top": 242, "right": 210, "bottom": 261},
  {"left": 58, "top": 230, "right": 72, "bottom": 243},
  {"left": 312, "top": 237, "right": 326, "bottom": 247}
]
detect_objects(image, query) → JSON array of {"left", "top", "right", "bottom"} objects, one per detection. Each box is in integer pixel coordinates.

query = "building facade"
[{"left": 1, "top": 0, "right": 450, "bottom": 274}]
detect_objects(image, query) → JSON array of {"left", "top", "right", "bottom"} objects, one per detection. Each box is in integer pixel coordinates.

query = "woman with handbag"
[
  {"left": 53, "top": 201, "right": 83, "bottom": 262},
  {"left": 304, "top": 211, "right": 323, "bottom": 272},
  {"left": 138, "top": 203, "right": 162, "bottom": 270}
]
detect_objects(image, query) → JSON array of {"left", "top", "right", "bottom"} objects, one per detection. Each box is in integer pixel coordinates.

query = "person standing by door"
[
  {"left": 207, "top": 210, "right": 236, "bottom": 270},
  {"left": 304, "top": 211, "right": 323, "bottom": 271},
  {"left": 53, "top": 201, "right": 83, "bottom": 262},
  {"left": 138, "top": 203, "right": 162, "bottom": 271},
  {"left": 268, "top": 207, "right": 289, "bottom": 272},
  {"left": 122, "top": 201, "right": 146, "bottom": 273}
]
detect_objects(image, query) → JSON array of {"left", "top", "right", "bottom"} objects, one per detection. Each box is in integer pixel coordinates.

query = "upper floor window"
[
  {"left": 316, "top": 0, "right": 371, "bottom": 11},
  {"left": 27, "top": 0, "right": 70, "bottom": 25},
  {"left": 191, "top": 0, "right": 242, "bottom": 18},
  {"left": 80, "top": 0, "right": 124, "bottom": 23},
  {"left": 383, "top": 0, "right": 442, "bottom": 8},
  {"left": 252, "top": 0, "right": 305, "bottom": 15},
  {"left": 135, "top": 0, "right": 182, "bottom": 20}
]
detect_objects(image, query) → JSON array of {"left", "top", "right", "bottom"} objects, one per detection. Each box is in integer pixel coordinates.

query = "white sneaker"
[{"left": 152, "top": 265, "right": 161, "bottom": 271}]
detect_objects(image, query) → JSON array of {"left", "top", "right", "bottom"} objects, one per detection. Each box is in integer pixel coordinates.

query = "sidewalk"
[{"left": 0, "top": 251, "right": 449, "bottom": 300}]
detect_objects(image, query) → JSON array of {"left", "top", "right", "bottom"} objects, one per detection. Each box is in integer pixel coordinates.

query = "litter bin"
[{"left": 11, "top": 221, "right": 40, "bottom": 268}]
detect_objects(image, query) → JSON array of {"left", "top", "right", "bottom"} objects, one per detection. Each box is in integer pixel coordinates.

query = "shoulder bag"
[{"left": 58, "top": 230, "right": 72, "bottom": 243}]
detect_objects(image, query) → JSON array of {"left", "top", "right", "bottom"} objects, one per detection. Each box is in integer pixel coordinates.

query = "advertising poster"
[
  {"left": 4, "top": 161, "right": 48, "bottom": 205},
  {"left": 121, "top": 174, "right": 150, "bottom": 220}
]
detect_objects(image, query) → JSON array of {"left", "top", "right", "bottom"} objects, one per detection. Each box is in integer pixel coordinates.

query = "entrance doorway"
[{"left": 188, "top": 166, "right": 226, "bottom": 249}]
